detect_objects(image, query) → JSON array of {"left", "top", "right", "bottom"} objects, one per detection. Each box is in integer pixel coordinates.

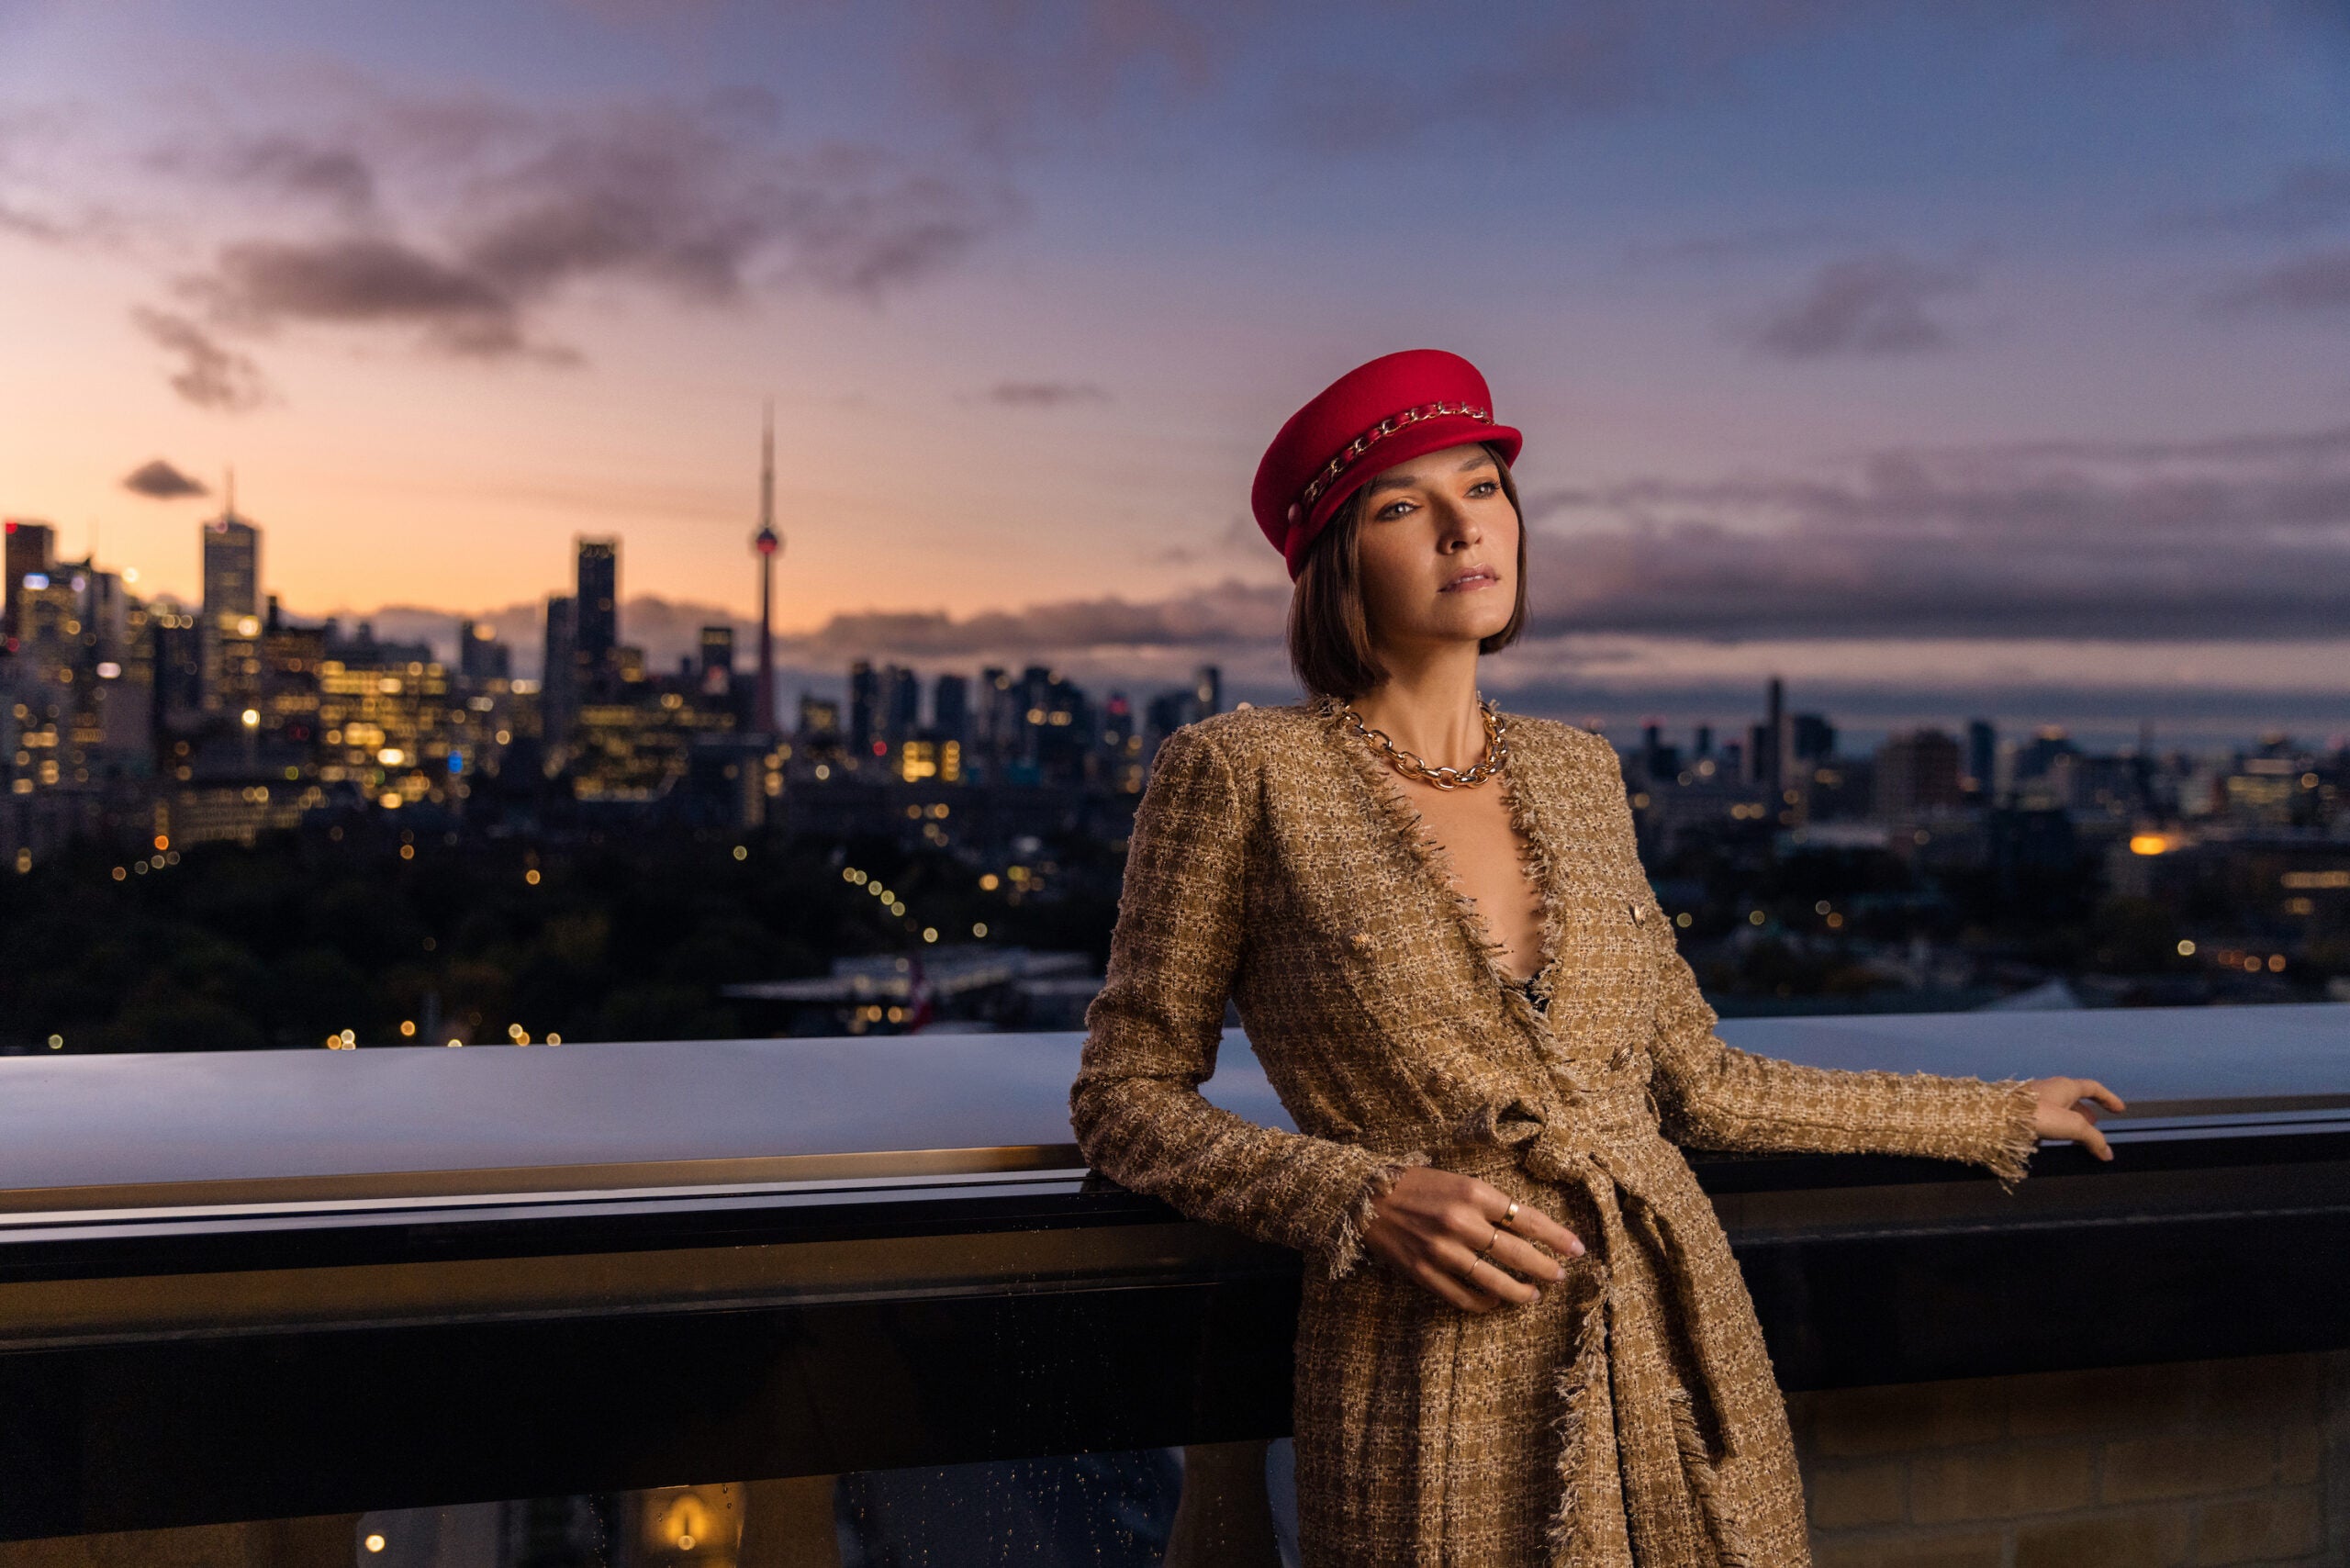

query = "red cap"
[{"left": 1252, "top": 349, "right": 1521, "bottom": 579}]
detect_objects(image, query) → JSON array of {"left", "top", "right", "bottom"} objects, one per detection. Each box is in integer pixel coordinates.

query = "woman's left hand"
[{"left": 2028, "top": 1076, "right": 2127, "bottom": 1160}]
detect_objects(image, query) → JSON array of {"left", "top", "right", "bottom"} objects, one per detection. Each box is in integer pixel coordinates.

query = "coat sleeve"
[
  {"left": 1070, "top": 724, "right": 1426, "bottom": 1278},
  {"left": 1593, "top": 745, "right": 2042, "bottom": 1187}
]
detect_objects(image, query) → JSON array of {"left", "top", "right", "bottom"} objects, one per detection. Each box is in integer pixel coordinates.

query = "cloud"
[
  {"left": 121, "top": 459, "right": 210, "bottom": 499},
  {"left": 162, "top": 93, "right": 1017, "bottom": 369},
  {"left": 792, "top": 579, "right": 1291, "bottom": 659},
  {"left": 131, "top": 308, "right": 270, "bottom": 411},
  {"left": 154, "top": 134, "right": 378, "bottom": 218},
  {"left": 2163, "top": 162, "right": 2350, "bottom": 238},
  {"left": 1518, "top": 424, "right": 2350, "bottom": 641},
  {"left": 193, "top": 237, "right": 531, "bottom": 356},
  {"left": 975, "top": 379, "right": 1110, "bottom": 408},
  {"left": 2203, "top": 246, "right": 2350, "bottom": 315},
  {"left": 1743, "top": 252, "right": 1975, "bottom": 359}
]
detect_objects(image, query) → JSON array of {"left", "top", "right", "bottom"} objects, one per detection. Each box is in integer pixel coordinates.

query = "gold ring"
[
  {"left": 1458, "top": 1254, "right": 1483, "bottom": 1282},
  {"left": 1487, "top": 1224, "right": 1502, "bottom": 1250},
  {"left": 1501, "top": 1200, "right": 1520, "bottom": 1229}
]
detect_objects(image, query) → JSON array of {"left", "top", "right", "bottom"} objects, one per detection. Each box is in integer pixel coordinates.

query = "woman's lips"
[{"left": 1440, "top": 566, "right": 1499, "bottom": 593}]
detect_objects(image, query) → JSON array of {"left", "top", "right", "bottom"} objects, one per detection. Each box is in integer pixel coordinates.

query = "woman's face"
[{"left": 1351, "top": 442, "right": 1520, "bottom": 659}]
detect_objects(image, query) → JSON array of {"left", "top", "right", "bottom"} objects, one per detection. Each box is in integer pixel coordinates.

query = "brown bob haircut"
[{"left": 1286, "top": 440, "right": 1528, "bottom": 700}]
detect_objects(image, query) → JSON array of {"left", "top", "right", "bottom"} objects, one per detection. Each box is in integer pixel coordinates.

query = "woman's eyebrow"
[{"left": 1365, "top": 452, "right": 1496, "bottom": 498}]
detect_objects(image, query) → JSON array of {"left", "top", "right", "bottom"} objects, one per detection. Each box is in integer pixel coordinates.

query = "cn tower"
[{"left": 752, "top": 402, "right": 782, "bottom": 734}]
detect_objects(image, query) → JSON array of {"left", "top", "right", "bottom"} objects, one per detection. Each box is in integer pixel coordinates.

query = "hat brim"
[{"left": 1284, "top": 418, "right": 1523, "bottom": 578}]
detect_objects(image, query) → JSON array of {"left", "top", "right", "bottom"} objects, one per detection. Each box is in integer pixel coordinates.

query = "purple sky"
[{"left": 2, "top": 0, "right": 2347, "bottom": 745}]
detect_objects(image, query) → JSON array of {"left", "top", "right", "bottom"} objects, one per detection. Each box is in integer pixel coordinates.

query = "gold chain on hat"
[{"left": 1339, "top": 697, "right": 1509, "bottom": 790}]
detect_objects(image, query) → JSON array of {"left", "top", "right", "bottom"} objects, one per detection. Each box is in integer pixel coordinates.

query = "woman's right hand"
[{"left": 1362, "top": 1166, "right": 1586, "bottom": 1313}]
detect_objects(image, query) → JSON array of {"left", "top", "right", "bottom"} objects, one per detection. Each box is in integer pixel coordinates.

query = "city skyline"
[{"left": 2, "top": 3, "right": 2346, "bottom": 739}]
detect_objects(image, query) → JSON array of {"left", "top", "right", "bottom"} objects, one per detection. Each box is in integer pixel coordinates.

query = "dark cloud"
[
  {"left": 1519, "top": 427, "right": 2350, "bottom": 640},
  {"left": 2202, "top": 246, "right": 2350, "bottom": 315},
  {"left": 130, "top": 308, "right": 270, "bottom": 411},
  {"left": 194, "top": 237, "right": 529, "bottom": 357},
  {"left": 154, "top": 134, "right": 378, "bottom": 217},
  {"left": 793, "top": 580, "right": 1290, "bottom": 660},
  {"left": 165, "top": 94, "right": 1016, "bottom": 369},
  {"left": 1271, "top": 2, "right": 2326, "bottom": 154},
  {"left": 976, "top": 379, "right": 1110, "bottom": 408},
  {"left": 2162, "top": 162, "right": 2350, "bottom": 238},
  {"left": 120, "top": 459, "right": 210, "bottom": 499},
  {"left": 1743, "top": 252, "right": 1974, "bottom": 359}
]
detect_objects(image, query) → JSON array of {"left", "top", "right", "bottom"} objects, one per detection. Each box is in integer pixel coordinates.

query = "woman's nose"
[{"left": 1436, "top": 500, "right": 1482, "bottom": 550}]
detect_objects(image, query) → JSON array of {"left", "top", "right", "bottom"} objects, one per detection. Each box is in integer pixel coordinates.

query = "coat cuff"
[
  {"left": 1323, "top": 1148, "right": 1431, "bottom": 1281},
  {"left": 1981, "top": 1077, "right": 2043, "bottom": 1193}
]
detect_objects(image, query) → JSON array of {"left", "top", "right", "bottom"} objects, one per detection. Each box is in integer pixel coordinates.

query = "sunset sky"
[{"left": 3, "top": 1, "right": 2346, "bottom": 742}]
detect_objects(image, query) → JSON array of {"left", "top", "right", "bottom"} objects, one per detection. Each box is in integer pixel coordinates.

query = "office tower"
[
  {"left": 153, "top": 612, "right": 205, "bottom": 725},
  {"left": 575, "top": 538, "right": 619, "bottom": 666},
  {"left": 1875, "top": 729, "right": 1964, "bottom": 822},
  {"left": 4, "top": 519, "right": 55, "bottom": 641},
  {"left": 1762, "top": 677, "right": 1787, "bottom": 793},
  {"left": 978, "top": 667, "right": 1013, "bottom": 756},
  {"left": 1965, "top": 719, "right": 1998, "bottom": 796},
  {"left": 882, "top": 665, "right": 921, "bottom": 745},
  {"left": 201, "top": 489, "right": 261, "bottom": 713},
  {"left": 460, "top": 621, "right": 510, "bottom": 683},
  {"left": 847, "top": 661, "right": 878, "bottom": 756},
  {"left": 1642, "top": 723, "right": 1666, "bottom": 778},
  {"left": 699, "top": 625, "right": 735, "bottom": 700},
  {"left": 1694, "top": 725, "right": 1714, "bottom": 759},
  {"left": 751, "top": 404, "right": 782, "bottom": 734},
  {"left": 933, "top": 673, "right": 970, "bottom": 747},
  {"left": 543, "top": 595, "right": 578, "bottom": 745},
  {"left": 1194, "top": 666, "right": 1223, "bottom": 718},
  {"left": 1792, "top": 713, "right": 1836, "bottom": 764}
]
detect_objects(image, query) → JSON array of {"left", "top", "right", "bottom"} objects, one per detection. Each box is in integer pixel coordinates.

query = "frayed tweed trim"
[
  {"left": 1985, "top": 1076, "right": 2043, "bottom": 1193},
  {"left": 1542, "top": 1283, "right": 1611, "bottom": 1562},
  {"left": 1325, "top": 1148, "right": 1431, "bottom": 1281},
  {"left": 1310, "top": 694, "right": 1559, "bottom": 1025},
  {"left": 1667, "top": 1383, "right": 1760, "bottom": 1568}
]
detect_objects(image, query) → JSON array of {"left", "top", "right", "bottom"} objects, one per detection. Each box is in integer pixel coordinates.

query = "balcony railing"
[{"left": 1, "top": 1005, "right": 2345, "bottom": 1543}]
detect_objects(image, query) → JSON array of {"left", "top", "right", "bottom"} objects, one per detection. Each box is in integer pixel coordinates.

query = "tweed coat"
[{"left": 1070, "top": 699, "right": 2041, "bottom": 1566}]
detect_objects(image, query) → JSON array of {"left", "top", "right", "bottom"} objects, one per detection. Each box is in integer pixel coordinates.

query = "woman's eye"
[
  {"left": 1374, "top": 499, "right": 1416, "bottom": 521},
  {"left": 1468, "top": 479, "right": 1498, "bottom": 497}
]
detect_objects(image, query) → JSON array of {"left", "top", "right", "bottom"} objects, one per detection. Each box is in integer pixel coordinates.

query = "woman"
[{"left": 1069, "top": 349, "right": 2123, "bottom": 1566}]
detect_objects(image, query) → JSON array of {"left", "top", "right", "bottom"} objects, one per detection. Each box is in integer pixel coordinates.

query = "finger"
[
  {"left": 1440, "top": 1242, "right": 1539, "bottom": 1305},
  {"left": 1488, "top": 1230, "right": 1571, "bottom": 1283},
  {"left": 1499, "top": 1202, "right": 1586, "bottom": 1259},
  {"left": 2083, "top": 1081, "right": 2127, "bottom": 1113},
  {"left": 2070, "top": 1113, "right": 2114, "bottom": 1161},
  {"left": 1416, "top": 1260, "right": 1497, "bottom": 1314}
]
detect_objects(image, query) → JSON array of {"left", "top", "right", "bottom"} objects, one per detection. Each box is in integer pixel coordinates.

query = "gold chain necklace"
[{"left": 1339, "top": 697, "right": 1510, "bottom": 790}]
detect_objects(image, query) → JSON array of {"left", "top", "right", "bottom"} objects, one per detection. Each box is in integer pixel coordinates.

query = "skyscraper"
[
  {"left": 3, "top": 519, "right": 54, "bottom": 642},
  {"left": 543, "top": 595, "right": 577, "bottom": 749},
  {"left": 459, "top": 621, "right": 510, "bottom": 683},
  {"left": 933, "top": 673, "right": 970, "bottom": 748},
  {"left": 882, "top": 665, "right": 921, "bottom": 746},
  {"left": 751, "top": 403, "right": 782, "bottom": 735},
  {"left": 1875, "top": 729, "right": 1964, "bottom": 822},
  {"left": 201, "top": 484, "right": 261, "bottom": 713},
  {"left": 1966, "top": 719, "right": 1998, "bottom": 798},
  {"left": 699, "top": 625, "right": 735, "bottom": 700},
  {"left": 575, "top": 538, "right": 619, "bottom": 667},
  {"left": 847, "top": 660, "right": 878, "bottom": 757}
]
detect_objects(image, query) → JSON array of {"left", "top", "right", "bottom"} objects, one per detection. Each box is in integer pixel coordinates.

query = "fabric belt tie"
[{"left": 1448, "top": 1092, "right": 1741, "bottom": 1468}]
